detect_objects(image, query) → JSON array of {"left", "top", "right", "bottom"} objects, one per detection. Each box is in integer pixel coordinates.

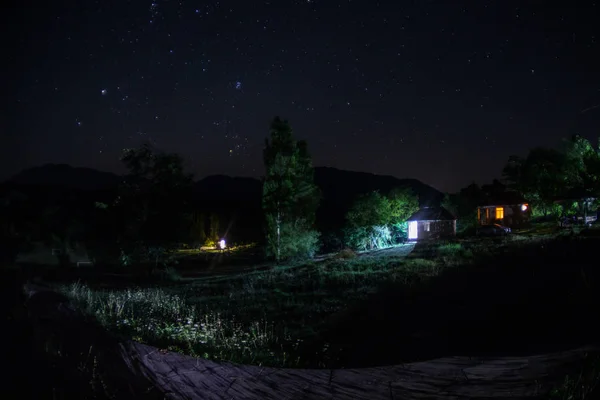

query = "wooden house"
[
  {"left": 477, "top": 192, "right": 530, "bottom": 227},
  {"left": 407, "top": 207, "right": 456, "bottom": 241}
]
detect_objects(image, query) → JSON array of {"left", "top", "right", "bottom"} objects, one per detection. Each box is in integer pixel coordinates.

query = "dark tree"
[
  {"left": 502, "top": 135, "right": 600, "bottom": 218},
  {"left": 262, "top": 117, "right": 320, "bottom": 261},
  {"left": 116, "top": 144, "right": 193, "bottom": 269}
]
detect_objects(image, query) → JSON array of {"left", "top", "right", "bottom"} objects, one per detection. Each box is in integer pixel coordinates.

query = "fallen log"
[{"left": 24, "top": 283, "right": 599, "bottom": 399}]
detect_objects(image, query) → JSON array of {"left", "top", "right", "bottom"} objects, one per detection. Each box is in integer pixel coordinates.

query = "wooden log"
[
  {"left": 118, "top": 342, "right": 597, "bottom": 399},
  {"left": 24, "top": 283, "right": 599, "bottom": 400}
]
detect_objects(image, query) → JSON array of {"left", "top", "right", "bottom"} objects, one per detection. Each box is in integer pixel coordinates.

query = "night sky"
[{"left": 4, "top": 1, "right": 600, "bottom": 192}]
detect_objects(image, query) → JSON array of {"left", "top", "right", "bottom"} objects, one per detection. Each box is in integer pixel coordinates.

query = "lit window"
[
  {"left": 424, "top": 222, "right": 430, "bottom": 232},
  {"left": 495, "top": 207, "right": 504, "bottom": 219}
]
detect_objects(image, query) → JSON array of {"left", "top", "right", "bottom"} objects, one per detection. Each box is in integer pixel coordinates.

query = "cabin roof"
[
  {"left": 478, "top": 192, "right": 528, "bottom": 207},
  {"left": 407, "top": 207, "right": 456, "bottom": 221}
]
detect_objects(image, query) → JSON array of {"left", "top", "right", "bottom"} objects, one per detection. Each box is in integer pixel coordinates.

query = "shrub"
[
  {"left": 266, "top": 220, "right": 320, "bottom": 261},
  {"left": 549, "top": 354, "right": 600, "bottom": 399},
  {"left": 204, "top": 238, "right": 217, "bottom": 248},
  {"left": 336, "top": 248, "right": 357, "bottom": 259},
  {"left": 390, "top": 222, "right": 408, "bottom": 243},
  {"left": 344, "top": 225, "right": 393, "bottom": 251},
  {"left": 119, "top": 245, "right": 178, "bottom": 269},
  {"left": 437, "top": 242, "right": 462, "bottom": 256}
]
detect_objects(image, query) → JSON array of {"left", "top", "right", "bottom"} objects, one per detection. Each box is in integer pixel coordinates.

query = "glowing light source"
[
  {"left": 408, "top": 221, "right": 418, "bottom": 240},
  {"left": 521, "top": 204, "right": 528, "bottom": 211},
  {"left": 218, "top": 239, "right": 226, "bottom": 250}
]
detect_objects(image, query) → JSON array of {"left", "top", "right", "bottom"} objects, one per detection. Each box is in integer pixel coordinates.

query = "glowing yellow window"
[{"left": 495, "top": 207, "right": 504, "bottom": 219}]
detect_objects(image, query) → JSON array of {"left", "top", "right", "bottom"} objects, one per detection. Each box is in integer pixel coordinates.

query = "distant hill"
[
  {"left": 313, "top": 167, "right": 443, "bottom": 233},
  {"left": 314, "top": 166, "right": 442, "bottom": 207},
  {"left": 8, "top": 164, "right": 121, "bottom": 191},
  {"left": 5, "top": 164, "right": 442, "bottom": 233}
]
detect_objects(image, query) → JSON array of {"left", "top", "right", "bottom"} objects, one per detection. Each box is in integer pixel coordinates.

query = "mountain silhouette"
[
  {"left": 5, "top": 164, "right": 441, "bottom": 233},
  {"left": 7, "top": 165, "right": 441, "bottom": 204},
  {"left": 8, "top": 164, "right": 121, "bottom": 191}
]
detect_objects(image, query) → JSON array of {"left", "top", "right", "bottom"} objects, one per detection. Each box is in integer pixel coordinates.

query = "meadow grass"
[
  {"left": 59, "top": 244, "right": 455, "bottom": 367},
  {"left": 58, "top": 231, "right": 597, "bottom": 370},
  {"left": 549, "top": 354, "right": 600, "bottom": 400}
]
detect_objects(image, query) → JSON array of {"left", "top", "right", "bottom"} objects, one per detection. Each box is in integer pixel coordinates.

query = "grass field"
[{"left": 57, "top": 226, "right": 600, "bottom": 370}]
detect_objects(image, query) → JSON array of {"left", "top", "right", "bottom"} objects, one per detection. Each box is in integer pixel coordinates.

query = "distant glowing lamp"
[
  {"left": 521, "top": 204, "right": 528, "bottom": 212},
  {"left": 218, "top": 239, "right": 226, "bottom": 250}
]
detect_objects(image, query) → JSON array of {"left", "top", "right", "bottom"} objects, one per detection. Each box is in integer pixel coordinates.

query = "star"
[{"left": 101, "top": 89, "right": 108, "bottom": 95}]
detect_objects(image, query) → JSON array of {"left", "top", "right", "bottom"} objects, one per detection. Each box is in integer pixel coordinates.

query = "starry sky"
[{"left": 4, "top": 0, "right": 600, "bottom": 192}]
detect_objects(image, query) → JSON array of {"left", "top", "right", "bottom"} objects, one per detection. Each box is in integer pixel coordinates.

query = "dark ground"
[
  {"left": 1, "top": 267, "right": 74, "bottom": 399},
  {"left": 3, "top": 236, "right": 600, "bottom": 398},
  {"left": 325, "top": 235, "right": 600, "bottom": 368},
  {"left": 1, "top": 267, "right": 157, "bottom": 400}
]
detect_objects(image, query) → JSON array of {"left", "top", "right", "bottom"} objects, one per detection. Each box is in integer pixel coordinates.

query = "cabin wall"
[
  {"left": 416, "top": 220, "right": 456, "bottom": 240},
  {"left": 477, "top": 205, "right": 530, "bottom": 227}
]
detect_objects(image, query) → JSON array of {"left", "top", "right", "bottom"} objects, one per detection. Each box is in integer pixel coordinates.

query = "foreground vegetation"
[
  {"left": 62, "top": 244, "right": 420, "bottom": 367},
  {"left": 56, "top": 228, "right": 600, "bottom": 371},
  {"left": 549, "top": 353, "right": 600, "bottom": 400}
]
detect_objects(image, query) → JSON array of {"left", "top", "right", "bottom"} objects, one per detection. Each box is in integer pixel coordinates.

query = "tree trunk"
[{"left": 276, "top": 211, "right": 281, "bottom": 263}]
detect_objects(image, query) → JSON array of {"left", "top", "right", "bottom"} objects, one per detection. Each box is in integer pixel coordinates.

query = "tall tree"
[
  {"left": 388, "top": 187, "right": 419, "bottom": 222},
  {"left": 502, "top": 135, "right": 600, "bottom": 218},
  {"left": 562, "top": 135, "right": 600, "bottom": 220},
  {"left": 563, "top": 135, "right": 600, "bottom": 195},
  {"left": 189, "top": 212, "right": 206, "bottom": 247},
  {"left": 262, "top": 117, "right": 320, "bottom": 261},
  {"left": 116, "top": 144, "right": 193, "bottom": 268},
  {"left": 208, "top": 212, "right": 220, "bottom": 244},
  {"left": 442, "top": 183, "right": 486, "bottom": 231},
  {"left": 502, "top": 148, "right": 566, "bottom": 215}
]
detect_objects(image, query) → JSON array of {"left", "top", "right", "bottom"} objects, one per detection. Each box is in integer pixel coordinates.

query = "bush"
[
  {"left": 204, "top": 238, "right": 217, "bottom": 248},
  {"left": 336, "top": 248, "right": 357, "bottom": 259},
  {"left": 390, "top": 222, "right": 408, "bottom": 243},
  {"left": 266, "top": 220, "right": 320, "bottom": 261},
  {"left": 344, "top": 225, "right": 393, "bottom": 251},
  {"left": 438, "top": 242, "right": 462, "bottom": 255}
]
